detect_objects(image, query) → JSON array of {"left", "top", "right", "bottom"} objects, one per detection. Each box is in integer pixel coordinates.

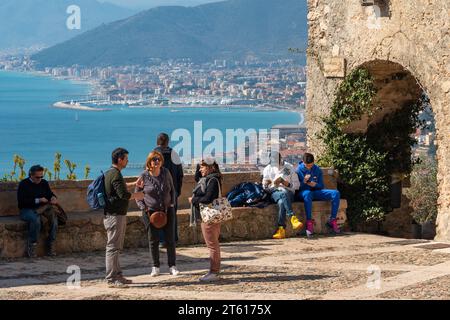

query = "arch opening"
[{"left": 326, "top": 60, "right": 438, "bottom": 238}]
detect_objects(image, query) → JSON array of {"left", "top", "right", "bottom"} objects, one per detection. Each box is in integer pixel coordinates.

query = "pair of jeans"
[
  {"left": 201, "top": 222, "right": 221, "bottom": 273},
  {"left": 270, "top": 189, "right": 295, "bottom": 228},
  {"left": 20, "top": 208, "right": 57, "bottom": 245},
  {"left": 159, "top": 196, "right": 179, "bottom": 244},
  {"left": 104, "top": 215, "right": 127, "bottom": 281},
  {"left": 298, "top": 189, "right": 341, "bottom": 220},
  {"left": 142, "top": 207, "right": 176, "bottom": 268}
]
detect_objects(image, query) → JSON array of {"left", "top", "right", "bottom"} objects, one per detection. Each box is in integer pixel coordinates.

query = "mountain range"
[
  {"left": 32, "top": 0, "right": 308, "bottom": 67},
  {"left": 0, "top": 0, "right": 136, "bottom": 51}
]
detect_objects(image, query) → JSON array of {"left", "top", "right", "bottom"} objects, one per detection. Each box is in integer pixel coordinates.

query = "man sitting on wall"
[
  {"left": 263, "top": 152, "right": 303, "bottom": 239},
  {"left": 17, "top": 165, "right": 59, "bottom": 258},
  {"left": 296, "top": 153, "right": 341, "bottom": 237}
]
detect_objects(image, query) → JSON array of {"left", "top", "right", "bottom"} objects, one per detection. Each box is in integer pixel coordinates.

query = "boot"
[
  {"left": 290, "top": 215, "right": 303, "bottom": 230},
  {"left": 306, "top": 220, "right": 314, "bottom": 238},
  {"left": 272, "top": 226, "right": 286, "bottom": 239},
  {"left": 27, "top": 242, "right": 37, "bottom": 258},
  {"left": 47, "top": 242, "right": 56, "bottom": 257},
  {"left": 326, "top": 218, "right": 341, "bottom": 234}
]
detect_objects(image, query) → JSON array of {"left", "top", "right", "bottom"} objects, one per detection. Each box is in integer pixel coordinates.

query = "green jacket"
[{"left": 104, "top": 167, "right": 131, "bottom": 215}]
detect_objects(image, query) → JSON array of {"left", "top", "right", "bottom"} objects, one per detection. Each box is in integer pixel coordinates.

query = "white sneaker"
[
  {"left": 150, "top": 267, "right": 160, "bottom": 277},
  {"left": 169, "top": 266, "right": 180, "bottom": 276},
  {"left": 199, "top": 272, "right": 219, "bottom": 282}
]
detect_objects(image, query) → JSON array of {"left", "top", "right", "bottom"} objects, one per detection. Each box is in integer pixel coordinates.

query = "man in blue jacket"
[{"left": 296, "top": 153, "right": 341, "bottom": 237}]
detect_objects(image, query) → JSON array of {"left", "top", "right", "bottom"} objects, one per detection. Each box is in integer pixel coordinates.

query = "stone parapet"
[{"left": 0, "top": 201, "right": 347, "bottom": 259}]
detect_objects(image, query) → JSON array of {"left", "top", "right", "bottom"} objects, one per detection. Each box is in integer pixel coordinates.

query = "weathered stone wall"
[
  {"left": 0, "top": 170, "right": 340, "bottom": 217},
  {"left": 0, "top": 170, "right": 347, "bottom": 258},
  {"left": 0, "top": 203, "right": 348, "bottom": 259},
  {"left": 306, "top": 0, "right": 450, "bottom": 240},
  {"left": 0, "top": 172, "right": 262, "bottom": 216}
]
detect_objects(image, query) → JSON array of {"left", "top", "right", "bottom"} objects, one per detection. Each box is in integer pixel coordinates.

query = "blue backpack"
[{"left": 87, "top": 170, "right": 109, "bottom": 210}]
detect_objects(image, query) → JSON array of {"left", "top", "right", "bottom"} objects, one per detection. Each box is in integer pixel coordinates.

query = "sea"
[{"left": 0, "top": 70, "right": 302, "bottom": 178}]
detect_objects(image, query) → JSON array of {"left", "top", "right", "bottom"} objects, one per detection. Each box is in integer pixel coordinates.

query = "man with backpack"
[
  {"left": 154, "top": 133, "right": 184, "bottom": 246},
  {"left": 102, "top": 148, "right": 144, "bottom": 288}
]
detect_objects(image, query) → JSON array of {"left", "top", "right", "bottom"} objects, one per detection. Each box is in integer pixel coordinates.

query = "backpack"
[
  {"left": 87, "top": 170, "right": 109, "bottom": 210},
  {"left": 227, "top": 182, "right": 268, "bottom": 207}
]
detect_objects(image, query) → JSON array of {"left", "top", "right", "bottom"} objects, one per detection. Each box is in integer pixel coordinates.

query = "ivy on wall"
[{"left": 318, "top": 68, "right": 426, "bottom": 226}]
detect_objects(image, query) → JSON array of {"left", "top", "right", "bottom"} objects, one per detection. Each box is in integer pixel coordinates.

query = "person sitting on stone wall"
[
  {"left": 296, "top": 153, "right": 341, "bottom": 237},
  {"left": 17, "top": 165, "right": 59, "bottom": 258},
  {"left": 263, "top": 152, "right": 303, "bottom": 239}
]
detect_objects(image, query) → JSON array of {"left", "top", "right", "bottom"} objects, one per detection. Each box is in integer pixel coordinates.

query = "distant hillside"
[
  {"left": 0, "top": 0, "right": 136, "bottom": 50},
  {"left": 32, "top": 0, "right": 308, "bottom": 67}
]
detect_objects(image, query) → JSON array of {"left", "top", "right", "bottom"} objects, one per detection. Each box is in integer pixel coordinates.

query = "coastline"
[{"left": 3, "top": 69, "right": 304, "bottom": 114}]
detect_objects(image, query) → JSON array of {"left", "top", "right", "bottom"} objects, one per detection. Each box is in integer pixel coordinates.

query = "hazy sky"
[{"left": 99, "top": 0, "right": 222, "bottom": 9}]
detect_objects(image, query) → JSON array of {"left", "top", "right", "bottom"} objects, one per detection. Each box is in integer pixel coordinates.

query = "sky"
[{"left": 99, "top": 0, "right": 222, "bottom": 9}]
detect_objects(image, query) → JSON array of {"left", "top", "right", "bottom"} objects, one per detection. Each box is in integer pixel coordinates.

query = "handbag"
[
  {"left": 36, "top": 203, "right": 67, "bottom": 226},
  {"left": 147, "top": 210, "right": 167, "bottom": 229},
  {"left": 199, "top": 178, "right": 233, "bottom": 224}
]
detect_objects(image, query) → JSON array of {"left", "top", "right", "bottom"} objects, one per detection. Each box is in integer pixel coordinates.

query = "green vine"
[{"left": 319, "top": 68, "right": 426, "bottom": 226}]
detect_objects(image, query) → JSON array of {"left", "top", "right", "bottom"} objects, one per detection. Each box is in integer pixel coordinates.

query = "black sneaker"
[{"left": 27, "top": 243, "right": 37, "bottom": 258}]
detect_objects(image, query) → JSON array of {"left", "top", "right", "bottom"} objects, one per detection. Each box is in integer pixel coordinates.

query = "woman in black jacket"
[
  {"left": 136, "top": 150, "right": 179, "bottom": 277},
  {"left": 189, "top": 159, "right": 223, "bottom": 282}
]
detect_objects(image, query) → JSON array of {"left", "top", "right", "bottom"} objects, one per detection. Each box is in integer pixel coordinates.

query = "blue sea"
[{"left": 0, "top": 71, "right": 302, "bottom": 178}]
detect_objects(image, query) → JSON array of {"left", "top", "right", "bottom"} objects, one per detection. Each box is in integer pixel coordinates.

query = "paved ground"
[{"left": 1, "top": 233, "right": 450, "bottom": 300}]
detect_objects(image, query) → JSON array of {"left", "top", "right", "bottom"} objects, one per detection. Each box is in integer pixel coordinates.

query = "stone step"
[{"left": 0, "top": 200, "right": 347, "bottom": 259}]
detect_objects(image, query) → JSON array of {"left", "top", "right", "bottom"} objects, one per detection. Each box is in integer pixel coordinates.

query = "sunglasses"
[
  {"left": 151, "top": 157, "right": 161, "bottom": 162},
  {"left": 34, "top": 176, "right": 44, "bottom": 179}
]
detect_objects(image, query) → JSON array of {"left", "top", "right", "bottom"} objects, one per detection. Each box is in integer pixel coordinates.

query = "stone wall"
[
  {"left": 0, "top": 172, "right": 262, "bottom": 217},
  {"left": 306, "top": 0, "right": 450, "bottom": 240},
  {"left": 0, "top": 202, "right": 348, "bottom": 259},
  {"left": 0, "top": 170, "right": 347, "bottom": 258},
  {"left": 0, "top": 170, "right": 340, "bottom": 217}
]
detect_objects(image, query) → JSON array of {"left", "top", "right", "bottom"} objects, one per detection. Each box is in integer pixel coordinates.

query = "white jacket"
[{"left": 262, "top": 162, "right": 300, "bottom": 193}]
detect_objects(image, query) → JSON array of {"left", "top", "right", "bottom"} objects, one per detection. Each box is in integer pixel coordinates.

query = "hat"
[{"left": 150, "top": 211, "right": 167, "bottom": 229}]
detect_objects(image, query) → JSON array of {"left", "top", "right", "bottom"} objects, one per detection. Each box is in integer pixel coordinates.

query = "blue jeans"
[
  {"left": 298, "top": 189, "right": 340, "bottom": 221},
  {"left": 271, "top": 189, "right": 295, "bottom": 228},
  {"left": 20, "top": 208, "right": 58, "bottom": 245}
]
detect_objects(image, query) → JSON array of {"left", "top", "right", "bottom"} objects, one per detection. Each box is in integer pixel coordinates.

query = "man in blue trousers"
[{"left": 296, "top": 153, "right": 341, "bottom": 237}]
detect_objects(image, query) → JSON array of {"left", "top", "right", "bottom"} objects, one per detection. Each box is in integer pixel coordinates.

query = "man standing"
[
  {"left": 296, "top": 153, "right": 341, "bottom": 237},
  {"left": 18, "top": 165, "right": 58, "bottom": 258},
  {"left": 103, "top": 148, "right": 144, "bottom": 288},
  {"left": 262, "top": 152, "right": 303, "bottom": 239},
  {"left": 154, "top": 133, "right": 184, "bottom": 246}
]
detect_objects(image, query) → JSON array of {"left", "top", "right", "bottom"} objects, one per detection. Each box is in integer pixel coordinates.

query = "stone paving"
[{"left": 1, "top": 233, "right": 450, "bottom": 300}]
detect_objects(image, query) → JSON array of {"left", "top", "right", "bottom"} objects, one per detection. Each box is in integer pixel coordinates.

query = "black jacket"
[
  {"left": 154, "top": 146, "right": 184, "bottom": 196},
  {"left": 191, "top": 173, "right": 221, "bottom": 206}
]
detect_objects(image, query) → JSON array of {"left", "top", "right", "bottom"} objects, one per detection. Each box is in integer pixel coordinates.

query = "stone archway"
[{"left": 305, "top": 0, "right": 450, "bottom": 240}]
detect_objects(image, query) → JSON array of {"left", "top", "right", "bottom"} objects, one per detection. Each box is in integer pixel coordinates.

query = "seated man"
[
  {"left": 17, "top": 165, "right": 59, "bottom": 258},
  {"left": 263, "top": 152, "right": 303, "bottom": 239},
  {"left": 296, "top": 153, "right": 341, "bottom": 237}
]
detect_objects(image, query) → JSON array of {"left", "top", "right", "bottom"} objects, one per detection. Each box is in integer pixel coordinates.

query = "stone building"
[{"left": 306, "top": 0, "right": 449, "bottom": 240}]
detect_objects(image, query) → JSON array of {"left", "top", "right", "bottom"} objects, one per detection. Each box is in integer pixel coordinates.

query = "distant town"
[
  {"left": 0, "top": 53, "right": 435, "bottom": 172},
  {"left": 0, "top": 54, "right": 306, "bottom": 111}
]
